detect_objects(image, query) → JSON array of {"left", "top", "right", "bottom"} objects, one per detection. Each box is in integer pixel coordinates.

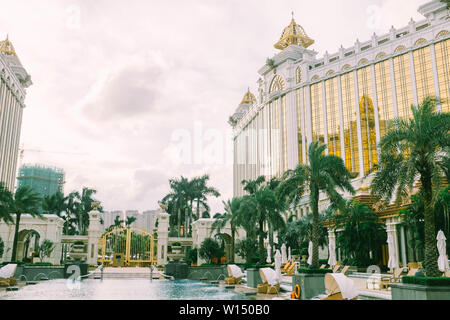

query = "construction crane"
[{"left": 18, "top": 145, "right": 88, "bottom": 167}]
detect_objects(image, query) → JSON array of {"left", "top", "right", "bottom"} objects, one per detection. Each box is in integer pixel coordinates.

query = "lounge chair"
[
  {"left": 0, "top": 264, "right": 18, "bottom": 287},
  {"left": 281, "top": 262, "right": 291, "bottom": 274},
  {"left": 319, "top": 264, "right": 326, "bottom": 269},
  {"left": 332, "top": 265, "right": 341, "bottom": 273},
  {"left": 406, "top": 268, "right": 418, "bottom": 276},
  {"left": 340, "top": 266, "right": 350, "bottom": 275},
  {"left": 258, "top": 268, "right": 280, "bottom": 294},
  {"left": 225, "top": 264, "right": 244, "bottom": 285},
  {"left": 286, "top": 262, "right": 297, "bottom": 276},
  {"left": 321, "top": 273, "right": 358, "bottom": 300},
  {"left": 380, "top": 268, "right": 403, "bottom": 289},
  {"left": 443, "top": 270, "right": 450, "bottom": 277}
]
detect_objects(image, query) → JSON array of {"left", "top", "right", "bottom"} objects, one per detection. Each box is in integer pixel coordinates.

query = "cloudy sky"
[{"left": 0, "top": 0, "right": 428, "bottom": 214}]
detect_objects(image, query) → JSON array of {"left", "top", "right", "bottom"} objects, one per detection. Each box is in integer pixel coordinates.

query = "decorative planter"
[
  {"left": 292, "top": 273, "right": 327, "bottom": 300},
  {"left": 247, "top": 268, "right": 263, "bottom": 288},
  {"left": 391, "top": 283, "right": 450, "bottom": 300}
]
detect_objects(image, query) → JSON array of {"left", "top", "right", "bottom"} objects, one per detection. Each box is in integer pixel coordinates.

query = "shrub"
[
  {"left": 185, "top": 248, "right": 198, "bottom": 265},
  {"left": 25, "top": 262, "right": 52, "bottom": 266},
  {"left": 402, "top": 276, "right": 450, "bottom": 286},
  {"left": 199, "top": 238, "right": 224, "bottom": 264},
  {"left": 38, "top": 239, "right": 55, "bottom": 262},
  {"left": 297, "top": 268, "right": 332, "bottom": 274},
  {"left": 172, "top": 242, "right": 181, "bottom": 247},
  {"left": 300, "top": 248, "right": 308, "bottom": 256},
  {"left": 235, "top": 238, "right": 258, "bottom": 263}
]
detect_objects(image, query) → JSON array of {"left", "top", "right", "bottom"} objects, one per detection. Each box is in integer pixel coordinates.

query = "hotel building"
[
  {"left": 230, "top": 1, "right": 449, "bottom": 265},
  {"left": 0, "top": 36, "right": 32, "bottom": 191}
]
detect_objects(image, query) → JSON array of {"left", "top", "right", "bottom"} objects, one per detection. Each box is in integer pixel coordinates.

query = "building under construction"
[{"left": 17, "top": 164, "right": 65, "bottom": 197}]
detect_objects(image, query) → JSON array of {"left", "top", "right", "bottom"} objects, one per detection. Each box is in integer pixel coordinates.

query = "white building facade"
[{"left": 0, "top": 36, "right": 32, "bottom": 191}]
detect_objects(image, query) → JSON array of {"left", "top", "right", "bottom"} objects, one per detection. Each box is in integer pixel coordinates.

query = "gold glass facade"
[
  {"left": 413, "top": 46, "right": 435, "bottom": 104},
  {"left": 340, "top": 72, "right": 360, "bottom": 176},
  {"left": 357, "top": 66, "right": 377, "bottom": 175},
  {"left": 435, "top": 39, "right": 450, "bottom": 113},
  {"left": 310, "top": 82, "right": 324, "bottom": 145},
  {"left": 374, "top": 59, "right": 395, "bottom": 137},
  {"left": 393, "top": 53, "right": 414, "bottom": 119},
  {"left": 324, "top": 77, "right": 341, "bottom": 157},
  {"left": 296, "top": 89, "right": 303, "bottom": 165}
]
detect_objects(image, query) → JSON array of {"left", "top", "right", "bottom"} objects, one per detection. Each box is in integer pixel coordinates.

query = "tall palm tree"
[
  {"left": 278, "top": 141, "right": 355, "bottom": 268},
  {"left": 42, "top": 191, "right": 70, "bottom": 234},
  {"left": 10, "top": 185, "right": 43, "bottom": 261},
  {"left": 371, "top": 97, "right": 450, "bottom": 277},
  {"left": 265, "top": 177, "right": 286, "bottom": 257},
  {"left": 0, "top": 182, "right": 14, "bottom": 224},
  {"left": 162, "top": 176, "right": 190, "bottom": 236},
  {"left": 242, "top": 176, "right": 280, "bottom": 263},
  {"left": 68, "top": 187, "right": 102, "bottom": 235},
  {"left": 211, "top": 198, "right": 242, "bottom": 263}
]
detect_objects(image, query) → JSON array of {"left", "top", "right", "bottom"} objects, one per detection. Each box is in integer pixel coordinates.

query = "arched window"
[
  {"left": 342, "top": 64, "right": 351, "bottom": 71},
  {"left": 269, "top": 75, "right": 286, "bottom": 93},
  {"left": 296, "top": 67, "right": 302, "bottom": 84},
  {"left": 375, "top": 52, "right": 386, "bottom": 60},
  {"left": 311, "top": 75, "right": 320, "bottom": 81},
  {"left": 436, "top": 30, "right": 449, "bottom": 39},
  {"left": 326, "top": 70, "right": 335, "bottom": 76},
  {"left": 414, "top": 38, "right": 427, "bottom": 46},
  {"left": 394, "top": 45, "right": 406, "bottom": 53},
  {"left": 358, "top": 58, "right": 369, "bottom": 66}
]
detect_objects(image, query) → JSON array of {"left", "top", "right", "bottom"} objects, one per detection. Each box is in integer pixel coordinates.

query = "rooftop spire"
[
  {"left": 274, "top": 14, "right": 314, "bottom": 50},
  {"left": 0, "top": 35, "right": 17, "bottom": 57},
  {"left": 240, "top": 88, "right": 256, "bottom": 105}
]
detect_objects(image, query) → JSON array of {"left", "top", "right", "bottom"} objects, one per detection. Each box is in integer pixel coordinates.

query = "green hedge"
[
  {"left": 24, "top": 262, "right": 53, "bottom": 266},
  {"left": 297, "top": 268, "right": 332, "bottom": 274},
  {"left": 402, "top": 276, "right": 450, "bottom": 287}
]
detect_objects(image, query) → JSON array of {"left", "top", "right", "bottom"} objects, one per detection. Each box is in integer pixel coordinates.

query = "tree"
[
  {"left": 278, "top": 141, "right": 355, "bottom": 268},
  {"left": 0, "top": 237, "right": 4, "bottom": 258},
  {"left": 265, "top": 178, "right": 287, "bottom": 257},
  {"left": 241, "top": 176, "right": 280, "bottom": 264},
  {"left": 0, "top": 182, "right": 13, "bottom": 224},
  {"left": 235, "top": 238, "right": 258, "bottom": 263},
  {"left": 10, "top": 185, "right": 43, "bottom": 261},
  {"left": 371, "top": 97, "right": 450, "bottom": 277},
  {"left": 38, "top": 239, "right": 55, "bottom": 262},
  {"left": 42, "top": 192, "right": 70, "bottom": 234},
  {"left": 125, "top": 216, "right": 136, "bottom": 227},
  {"left": 334, "top": 201, "right": 386, "bottom": 267},
  {"left": 211, "top": 198, "right": 242, "bottom": 263},
  {"left": 199, "top": 238, "right": 224, "bottom": 264}
]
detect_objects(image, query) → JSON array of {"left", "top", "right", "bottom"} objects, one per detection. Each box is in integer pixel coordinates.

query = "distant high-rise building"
[
  {"left": 17, "top": 164, "right": 65, "bottom": 197},
  {"left": 0, "top": 36, "right": 32, "bottom": 191}
]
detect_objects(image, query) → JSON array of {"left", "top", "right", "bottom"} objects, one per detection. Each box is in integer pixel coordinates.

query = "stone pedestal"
[
  {"left": 292, "top": 273, "right": 327, "bottom": 300},
  {"left": 87, "top": 210, "right": 103, "bottom": 265},
  {"left": 247, "top": 268, "right": 263, "bottom": 288},
  {"left": 157, "top": 212, "right": 169, "bottom": 265}
]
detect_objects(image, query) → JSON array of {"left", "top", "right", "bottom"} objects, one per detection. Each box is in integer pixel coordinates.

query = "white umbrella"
[
  {"left": 274, "top": 250, "right": 282, "bottom": 281},
  {"left": 437, "top": 230, "right": 449, "bottom": 272},
  {"left": 387, "top": 233, "right": 398, "bottom": 271},
  {"left": 328, "top": 236, "right": 337, "bottom": 267},
  {"left": 307, "top": 241, "right": 313, "bottom": 266},
  {"left": 266, "top": 244, "right": 272, "bottom": 264},
  {"left": 288, "top": 247, "right": 291, "bottom": 262},
  {"left": 281, "top": 244, "right": 287, "bottom": 264}
]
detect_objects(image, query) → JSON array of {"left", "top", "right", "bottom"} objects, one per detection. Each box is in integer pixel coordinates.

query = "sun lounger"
[
  {"left": 380, "top": 268, "right": 403, "bottom": 289},
  {"left": 332, "top": 265, "right": 341, "bottom": 273},
  {"left": 286, "top": 262, "right": 297, "bottom": 276},
  {"left": 321, "top": 273, "right": 358, "bottom": 300},
  {"left": 258, "top": 268, "right": 280, "bottom": 294},
  {"left": 225, "top": 264, "right": 244, "bottom": 285},
  {"left": 406, "top": 268, "right": 418, "bottom": 276},
  {"left": 0, "top": 264, "right": 18, "bottom": 287},
  {"left": 443, "top": 270, "right": 450, "bottom": 277},
  {"left": 281, "top": 262, "right": 291, "bottom": 274},
  {"left": 340, "top": 266, "right": 350, "bottom": 275},
  {"left": 320, "top": 264, "right": 326, "bottom": 269}
]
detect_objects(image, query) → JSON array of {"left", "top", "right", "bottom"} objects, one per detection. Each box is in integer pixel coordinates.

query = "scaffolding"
[{"left": 17, "top": 164, "right": 65, "bottom": 196}]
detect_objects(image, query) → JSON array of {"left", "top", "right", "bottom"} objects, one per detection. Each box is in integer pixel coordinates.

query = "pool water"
[{"left": 0, "top": 279, "right": 254, "bottom": 300}]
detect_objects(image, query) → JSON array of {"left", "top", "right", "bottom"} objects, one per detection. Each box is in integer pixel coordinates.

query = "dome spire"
[
  {"left": 240, "top": 88, "right": 256, "bottom": 105},
  {"left": 0, "top": 35, "right": 17, "bottom": 57},
  {"left": 274, "top": 14, "right": 314, "bottom": 50}
]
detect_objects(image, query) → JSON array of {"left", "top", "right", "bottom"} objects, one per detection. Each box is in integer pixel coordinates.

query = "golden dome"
[
  {"left": 274, "top": 14, "right": 314, "bottom": 50},
  {"left": 0, "top": 35, "right": 17, "bottom": 57},
  {"left": 240, "top": 88, "right": 256, "bottom": 105}
]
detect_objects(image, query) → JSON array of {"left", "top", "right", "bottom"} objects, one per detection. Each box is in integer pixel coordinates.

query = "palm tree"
[
  {"left": 162, "top": 176, "right": 190, "bottom": 236},
  {"left": 0, "top": 182, "right": 13, "bottom": 224},
  {"left": 211, "top": 198, "right": 242, "bottom": 263},
  {"left": 266, "top": 178, "right": 286, "bottom": 257},
  {"left": 371, "top": 97, "right": 450, "bottom": 277},
  {"left": 278, "top": 141, "right": 355, "bottom": 268},
  {"left": 10, "top": 185, "right": 43, "bottom": 261},
  {"left": 68, "top": 187, "right": 102, "bottom": 235},
  {"left": 42, "top": 191, "right": 70, "bottom": 234},
  {"left": 241, "top": 176, "right": 279, "bottom": 263},
  {"left": 125, "top": 216, "right": 136, "bottom": 227}
]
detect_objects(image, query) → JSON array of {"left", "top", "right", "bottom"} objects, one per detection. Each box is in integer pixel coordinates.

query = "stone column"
[
  {"left": 386, "top": 219, "right": 400, "bottom": 269},
  {"left": 157, "top": 212, "right": 170, "bottom": 265},
  {"left": 87, "top": 209, "right": 103, "bottom": 265}
]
